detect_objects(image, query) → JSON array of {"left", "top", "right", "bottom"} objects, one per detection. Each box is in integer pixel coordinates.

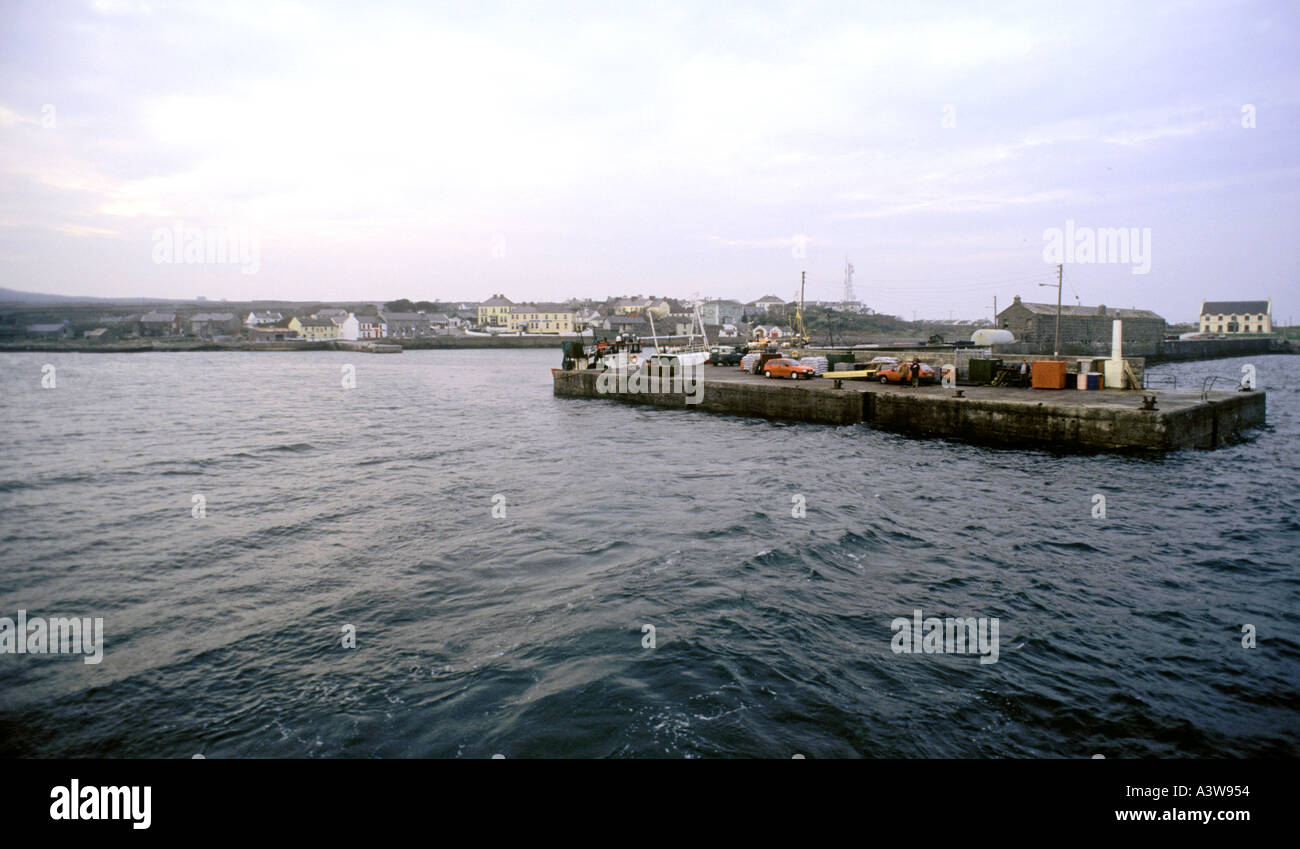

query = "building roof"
[
  {"left": 480, "top": 295, "right": 513, "bottom": 306},
  {"left": 605, "top": 315, "right": 646, "bottom": 326},
  {"left": 1202, "top": 300, "right": 1269, "bottom": 315},
  {"left": 315, "top": 308, "right": 349, "bottom": 317},
  {"left": 28, "top": 323, "right": 68, "bottom": 332},
  {"left": 382, "top": 312, "right": 431, "bottom": 322},
  {"left": 297, "top": 318, "right": 337, "bottom": 328},
  {"left": 1009, "top": 300, "right": 1164, "bottom": 320},
  {"left": 511, "top": 302, "right": 572, "bottom": 313},
  {"left": 140, "top": 311, "right": 176, "bottom": 322},
  {"left": 249, "top": 310, "right": 283, "bottom": 319},
  {"left": 355, "top": 315, "right": 384, "bottom": 324},
  {"left": 191, "top": 312, "right": 236, "bottom": 322}
]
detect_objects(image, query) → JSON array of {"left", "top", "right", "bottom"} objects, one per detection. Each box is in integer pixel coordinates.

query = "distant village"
[
  {"left": 0, "top": 291, "right": 1283, "bottom": 358},
  {"left": 7, "top": 293, "right": 869, "bottom": 345}
]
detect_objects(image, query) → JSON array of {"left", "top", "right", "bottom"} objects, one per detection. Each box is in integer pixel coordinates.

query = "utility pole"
[
  {"left": 1038, "top": 263, "right": 1063, "bottom": 356},
  {"left": 1056, "top": 263, "right": 1063, "bottom": 356}
]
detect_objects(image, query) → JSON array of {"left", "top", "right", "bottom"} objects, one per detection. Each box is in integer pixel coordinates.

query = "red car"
[
  {"left": 763, "top": 358, "right": 817, "bottom": 380},
  {"left": 879, "top": 361, "right": 938, "bottom": 384}
]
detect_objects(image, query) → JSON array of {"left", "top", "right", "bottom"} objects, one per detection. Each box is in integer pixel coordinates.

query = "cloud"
[{"left": 0, "top": 0, "right": 1295, "bottom": 321}]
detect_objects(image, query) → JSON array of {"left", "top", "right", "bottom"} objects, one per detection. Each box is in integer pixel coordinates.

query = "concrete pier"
[{"left": 552, "top": 368, "right": 1266, "bottom": 451}]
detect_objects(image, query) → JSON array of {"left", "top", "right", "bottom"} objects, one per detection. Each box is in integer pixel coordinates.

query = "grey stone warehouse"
[{"left": 995, "top": 296, "right": 1166, "bottom": 356}]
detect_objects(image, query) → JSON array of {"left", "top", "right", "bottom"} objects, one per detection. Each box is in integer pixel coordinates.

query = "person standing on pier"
[{"left": 910, "top": 357, "right": 921, "bottom": 387}]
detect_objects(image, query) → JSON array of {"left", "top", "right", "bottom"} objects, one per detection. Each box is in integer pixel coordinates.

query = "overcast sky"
[{"left": 2, "top": 0, "right": 1297, "bottom": 322}]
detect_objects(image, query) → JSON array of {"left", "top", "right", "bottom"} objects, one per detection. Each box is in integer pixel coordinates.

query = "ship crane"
[{"left": 789, "top": 271, "right": 810, "bottom": 354}]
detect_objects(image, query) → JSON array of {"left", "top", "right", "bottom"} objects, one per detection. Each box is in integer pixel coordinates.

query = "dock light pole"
[{"left": 1038, "top": 263, "right": 1063, "bottom": 356}]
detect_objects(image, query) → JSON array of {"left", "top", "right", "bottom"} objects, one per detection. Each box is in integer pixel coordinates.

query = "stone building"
[
  {"left": 996, "top": 296, "right": 1166, "bottom": 356},
  {"left": 1199, "top": 299, "right": 1271, "bottom": 334},
  {"left": 700, "top": 299, "right": 744, "bottom": 326}
]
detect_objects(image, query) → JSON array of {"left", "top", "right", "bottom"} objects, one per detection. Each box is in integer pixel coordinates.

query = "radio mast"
[{"left": 842, "top": 257, "right": 856, "bottom": 309}]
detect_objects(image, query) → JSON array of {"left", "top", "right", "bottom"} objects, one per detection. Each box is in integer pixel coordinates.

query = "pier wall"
[
  {"left": 551, "top": 368, "right": 861, "bottom": 426},
  {"left": 1149, "top": 337, "right": 1283, "bottom": 363},
  {"left": 554, "top": 368, "right": 1267, "bottom": 451},
  {"left": 862, "top": 390, "right": 1264, "bottom": 450}
]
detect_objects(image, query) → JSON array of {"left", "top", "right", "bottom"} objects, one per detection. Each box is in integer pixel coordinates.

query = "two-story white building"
[{"left": 1200, "top": 299, "right": 1272, "bottom": 334}]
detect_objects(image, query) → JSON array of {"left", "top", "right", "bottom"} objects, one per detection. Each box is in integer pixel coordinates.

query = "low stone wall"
[
  {"left": 1150, "top": 337, "right": 1282, "bottom": 362},
  {"left": 398, "top": 336, "right": 563, "bottom": 349},
  {"left": 848, "top": 347, "right": 993, "bottom": 375}
]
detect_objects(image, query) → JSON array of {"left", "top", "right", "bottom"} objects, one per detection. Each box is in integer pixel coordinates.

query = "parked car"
[
  {"left": 709, "top": 345, "right": 745, "bottom": 366},
  {"left": 763, "top": 358, "right": 816, "bottom": 380},
  {"left": 879, "top": 361, "right": 938, "bottom": 384},
  {"left": 861, "top": 356, "right": 900, "bottom": 378}
]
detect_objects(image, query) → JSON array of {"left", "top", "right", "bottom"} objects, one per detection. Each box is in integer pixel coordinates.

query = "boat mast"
[{"left": 694, "top": 303, "right": 710, "bottom": 349}]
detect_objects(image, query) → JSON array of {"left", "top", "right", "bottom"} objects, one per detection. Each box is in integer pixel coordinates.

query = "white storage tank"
[{"left": 970, "top": 328, "right": 1015, "bottom": 346}]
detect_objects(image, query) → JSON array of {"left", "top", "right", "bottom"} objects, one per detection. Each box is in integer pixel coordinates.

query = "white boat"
[
  {"left": 646, "top": 306, "right": 711, "bottom": 372},
  {"left": 600, "top": 349, "right": 644, "bottom": 371}
]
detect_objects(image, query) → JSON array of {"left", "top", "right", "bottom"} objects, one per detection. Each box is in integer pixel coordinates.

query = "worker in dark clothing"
[{"left": 910, "top": 356, "right": 922, "bottom": 387}]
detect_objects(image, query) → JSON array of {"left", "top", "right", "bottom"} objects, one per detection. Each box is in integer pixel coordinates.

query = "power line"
[{"left": 861, "top": 268, "right": 1056, "bottom": 285}]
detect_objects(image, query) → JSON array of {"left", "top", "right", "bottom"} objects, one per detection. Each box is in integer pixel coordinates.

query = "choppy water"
[{"left": 1, "top": 349, "right": 1297, "bottom": 758}]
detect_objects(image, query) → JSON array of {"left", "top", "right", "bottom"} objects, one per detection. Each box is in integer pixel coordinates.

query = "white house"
[
  {"left": 245, "top": 311, "right": 283, "bottom": 327},
  {"left": 337, "top": 313, "right": 360, "bottom": 341},
  {"left": 747, "top": 295, "right": 786, "bottom": 314}
]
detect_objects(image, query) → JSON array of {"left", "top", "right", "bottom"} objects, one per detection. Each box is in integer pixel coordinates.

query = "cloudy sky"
[{"left": 2, "top": 0, "right": 1297, "bottom": 322}]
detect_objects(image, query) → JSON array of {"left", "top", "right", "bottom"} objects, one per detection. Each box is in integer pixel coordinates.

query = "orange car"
[
  {"left": 879, "top": 361, "right": 938, "bottom": 384},
  {"left": 763, "top": 358, "right": 817, "bottom": 380}
]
